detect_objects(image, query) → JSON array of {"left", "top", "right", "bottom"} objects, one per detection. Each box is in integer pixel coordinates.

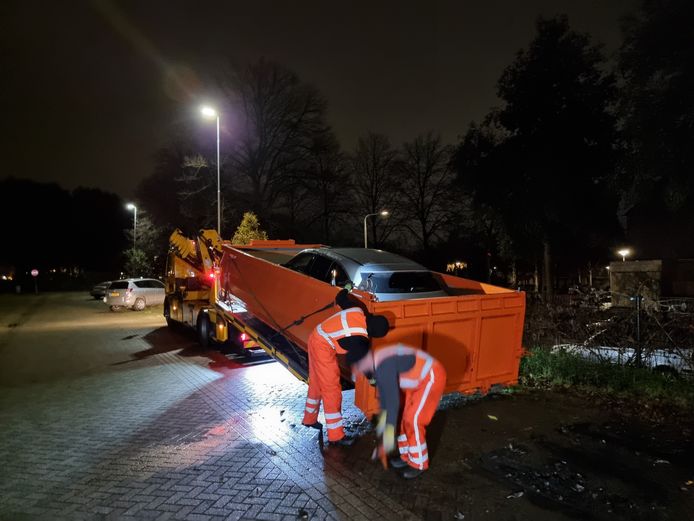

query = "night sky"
[{"left": 2, "top": 0, "right": 634, "bottom": 198}]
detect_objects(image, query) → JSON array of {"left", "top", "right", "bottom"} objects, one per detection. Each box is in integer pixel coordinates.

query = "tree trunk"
[
  {"left": 511, "top": 260, "right": 517, "bottom": 288},
  {"left": 588, "top": 262, "right": 593, "bottom": 287},
  {"left": 542, "top": 240, "right": 553, "bottom": 300},
  {"left": 533, "top": 262, "right": 539, "bottom": 294}
]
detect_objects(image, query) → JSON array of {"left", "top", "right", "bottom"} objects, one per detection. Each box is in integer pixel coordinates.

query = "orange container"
[
  {"left": 354, "top": 273, "right": 526, "bottom": 417},
  {"left": 218, "top": 246, "right": 526, "bottom": 417}
]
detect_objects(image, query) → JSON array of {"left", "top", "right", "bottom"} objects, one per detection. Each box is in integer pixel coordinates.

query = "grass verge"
[{"left": 520, "top": 347, "right": 694, "bottom": 408}]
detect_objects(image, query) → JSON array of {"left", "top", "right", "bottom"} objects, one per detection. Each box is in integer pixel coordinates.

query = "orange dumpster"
[{"left": 218, "top": 245, "right": 526, "bottom": 417}]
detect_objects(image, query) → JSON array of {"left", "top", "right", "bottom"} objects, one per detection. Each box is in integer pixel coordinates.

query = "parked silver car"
[
  {"left": 283, "top": 248, "right": 447, "bottom": 301},
  {"left": 103, "top": 278, "right": 166, "bottom": 311}
]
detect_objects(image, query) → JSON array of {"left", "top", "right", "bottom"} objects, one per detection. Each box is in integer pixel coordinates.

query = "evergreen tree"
[{"left": 232, "top": 212, "right": 269, "bottom": 245}]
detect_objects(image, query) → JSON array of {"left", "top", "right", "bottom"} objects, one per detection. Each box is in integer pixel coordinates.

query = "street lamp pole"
[
  {"left": 126, "top": 203, "right": 137, "bottom": 248},
  {"left": 201, "top": 106, "right": 221, "bottom": 234},
  {"left": 215, "top": 114, "right": 220, "bottom": 235},
  {"left": 363, "top": 210, "right": 389, "bottom": 248}
]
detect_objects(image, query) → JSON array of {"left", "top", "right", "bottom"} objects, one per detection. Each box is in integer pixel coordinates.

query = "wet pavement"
[{"left": 1, "top": 293, "right": 693, "bottom": 520}]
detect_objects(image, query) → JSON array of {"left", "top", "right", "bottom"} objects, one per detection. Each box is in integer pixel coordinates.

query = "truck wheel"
[
  {"left": 197, "top": 313, "right": 211, "bottom": 348},
  {"left": 133, "top": 298, "right": 146, "bottom": 311},
  {"left": 164, "top": 299, "right": 175, "bottom": 327}
]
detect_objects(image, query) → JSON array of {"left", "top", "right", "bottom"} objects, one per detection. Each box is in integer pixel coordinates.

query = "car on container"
[{"left": 282, "top": 247, "right": 448, "bottom": 302}]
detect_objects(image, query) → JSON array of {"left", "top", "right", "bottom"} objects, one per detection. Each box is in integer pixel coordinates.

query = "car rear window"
[
  {"left": 110, "top": 281, "right": 129, "bottom": 289},
  {"left": 360, "top": 272, "right": 441, "bottom": 294}
]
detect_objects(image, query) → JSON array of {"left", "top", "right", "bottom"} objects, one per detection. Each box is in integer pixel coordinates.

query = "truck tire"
[
  {"left": 164, "top": 299, "right": 175, "bottom": 327},
  {"left": 133, "top": 298, "right": 146, "bottom": 311},
  {"left": 197, "top": 313, "right": 211, "bottom": 348}
]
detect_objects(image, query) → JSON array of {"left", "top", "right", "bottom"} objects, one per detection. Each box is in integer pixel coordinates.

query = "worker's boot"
[
  {"left": 389, "top": 457, "right": 408, "bottom": 469},
  {"left": 302, "top": 421, "right": 323, "bottom": 430},
  {"left": 401, "top": 467, "right": 425, "bottom": 480},
  {"left": 331, "top": 435, "right": 356, "bottom": 447}
]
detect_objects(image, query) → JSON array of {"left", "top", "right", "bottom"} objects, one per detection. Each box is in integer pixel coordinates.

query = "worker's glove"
[
  {"left": 375, "top": 411, "right": 387, "bottom": 436},
  {"left": 382, "top": 424, "right": 396, "bottom": 454}
]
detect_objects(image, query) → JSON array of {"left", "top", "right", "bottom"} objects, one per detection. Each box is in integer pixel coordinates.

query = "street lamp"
[
  {"left": 126, "top": 203, "right": 137, "bottom": 248},
  {"left": 617, "top": 248, "right": 631, "bottom": 262},
  {"left": 363, "top": 210, "right": 389, "bottom": 248},
  {"left": 201, "top": 105, "right": 221, "bottom": 234}
]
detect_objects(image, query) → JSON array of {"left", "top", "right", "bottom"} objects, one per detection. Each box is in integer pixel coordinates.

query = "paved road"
[
  {"left": 2, "top": 293, "right": 692, "bottom": 521},
  {"left": 0, "top": 293, "right": 412, "bottom": 521}
]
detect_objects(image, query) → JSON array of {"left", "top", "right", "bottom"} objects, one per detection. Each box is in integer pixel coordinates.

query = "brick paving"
[{"left": 0, "top": 293, "right": 418, "bottom": 520}]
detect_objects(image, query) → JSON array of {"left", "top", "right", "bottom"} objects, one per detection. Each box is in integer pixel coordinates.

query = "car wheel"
[
  {"left": 109, "top": 305, "right": 120, "bottom": 312},
  {"left": 133, "top": 298, "right": 146, "bottom": 311},
  {"left": 654, "top": 365, "right": 678, "bottom": 377},
  {"left": 197, "top": 313, "right": 211, "bottom": 348}
]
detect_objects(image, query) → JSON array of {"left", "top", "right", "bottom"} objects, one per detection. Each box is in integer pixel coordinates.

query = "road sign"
[{"left": 31, "top": 269, "right": 39, "bottom": 277}]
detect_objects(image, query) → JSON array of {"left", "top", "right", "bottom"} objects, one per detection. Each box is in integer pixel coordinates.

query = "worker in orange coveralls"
[
  {"left": 349, "top": 344, "right": 446, "bottom": 479},
  {"left": 302, "top": 289, "right": 389, "bottom": 445}
]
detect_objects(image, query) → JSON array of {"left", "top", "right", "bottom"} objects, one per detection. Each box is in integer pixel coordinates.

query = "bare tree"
[
  {"left": 399, "top": 132, "right": 457, "bottom": 250},
  {"left": 349, "top": 133, "right": 401, "bottom": 247},
  {"left": 302, "top": 132, "right": 351, "bottom": 243},
  {"left": 221, "top": 59, "right": 330, "bottom": 226}
]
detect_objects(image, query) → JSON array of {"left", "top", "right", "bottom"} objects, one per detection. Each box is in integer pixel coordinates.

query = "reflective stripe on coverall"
[
  {"left": 303, "top": 308, "right": 368, "bottom": 441},
  {"left": 376, "top": 345, "right": 446, "bottom": 470}
]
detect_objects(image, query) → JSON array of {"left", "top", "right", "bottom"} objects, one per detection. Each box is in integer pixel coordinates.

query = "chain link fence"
[{"left": 524, "top": 288, "right": 694, "bottom": 375}]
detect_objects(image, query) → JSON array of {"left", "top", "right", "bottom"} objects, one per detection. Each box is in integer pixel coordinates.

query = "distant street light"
[
  {"left": 363, "top": 210, "right": 389, "bottom": 248},
  {"left": 126, "top": 203, "right": 137, "bottom": 248},
  {"left": 617, "top": 248, "right": 631, "bottom": 262},
  {"left": 201, "top": 105, "right": 221, "bottom": 234}
]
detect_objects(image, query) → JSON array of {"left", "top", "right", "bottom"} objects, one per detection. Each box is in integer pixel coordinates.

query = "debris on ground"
[
  {"left": 487, "top": 415, "right": 499, "bottom": 421},
  {"left": 506, "top": 491, "right": 524, "bottom": 499}
]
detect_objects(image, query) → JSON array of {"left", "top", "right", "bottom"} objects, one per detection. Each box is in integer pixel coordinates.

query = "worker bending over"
[
  {"left": 302, "top": 289, "right": 389, "bottom": 445},
  {"left": 349, "top": 344, "right": 446, "bottom": 479}
]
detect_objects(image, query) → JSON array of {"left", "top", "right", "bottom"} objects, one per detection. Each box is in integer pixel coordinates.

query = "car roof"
[
  {"left": 114, "top": 278, "right": 161, "bottom": 282},
  {"left": 299, "top": 247, "right": 430, "bottom": 272}
]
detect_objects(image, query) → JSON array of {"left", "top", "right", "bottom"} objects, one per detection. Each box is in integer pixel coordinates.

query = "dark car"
[{"left": 89, "top": 281, "right": 111, "bottom": 300}]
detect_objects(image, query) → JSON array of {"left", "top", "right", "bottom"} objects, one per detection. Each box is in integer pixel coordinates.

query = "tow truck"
[{"left": 164, "top": 228, "right": 527, "bottom": 416}]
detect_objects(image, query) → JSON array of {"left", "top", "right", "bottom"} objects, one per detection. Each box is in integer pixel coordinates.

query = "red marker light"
[
  {"left": 240, "top": 333, "right": 248, "bottom": 341},
  {"left": 208, "top": 272, "right": 215, "bottom": 279}
]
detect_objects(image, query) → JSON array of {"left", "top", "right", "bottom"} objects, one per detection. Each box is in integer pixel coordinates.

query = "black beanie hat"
[
  {"left": 335, "top": 289, "right": 354, "bottom": 310},
  {"left": 366, "top": 314, "right": 389, "bottom": 338},
  {"left": 346, "top": 338, "right": 370, "bottom": 365}
]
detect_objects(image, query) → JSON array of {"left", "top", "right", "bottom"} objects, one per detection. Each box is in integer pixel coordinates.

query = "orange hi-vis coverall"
[
  {"left": 303, "top": 308, "right": 368, "bottom": 441},
  {"left": 374, "top": 345, "right": 446, "bottom": 470}
]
